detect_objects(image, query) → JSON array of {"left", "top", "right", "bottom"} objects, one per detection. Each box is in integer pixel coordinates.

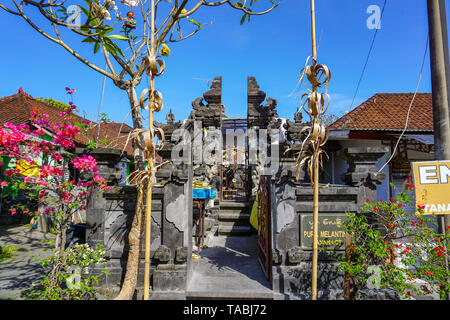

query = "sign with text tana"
[{"left": 412, "top": 161, "right": 450, "bottom": 215}]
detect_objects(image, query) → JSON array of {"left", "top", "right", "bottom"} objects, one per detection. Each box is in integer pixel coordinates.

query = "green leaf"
[
  {"left": 188, "top": 19, "right": 202, "bottom": 28},
  {"left": 107, "top": 34, "right": 130, "bottom": 41},
  {"left": 240, "top": 14, "right": 247, "bottom": 25},
  {"left": 93, "top": 42, "right": 100, "bottom": 54},
  {"left": 82, "top": 37, "right": 96, "bottom": 44},
  {"left": 103, "top": 38, "right": 124, "bottom": 57},
  {"left": 79, "top": 5, "right": 90, "bottom": 19}
]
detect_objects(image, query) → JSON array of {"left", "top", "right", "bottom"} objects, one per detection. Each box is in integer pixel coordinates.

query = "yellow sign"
[
  {"left": 16, "top": 159, "right": 40, "bottom": 177},
  {"left": 412, "top": 160, "right": 450, "bottom": 215}
]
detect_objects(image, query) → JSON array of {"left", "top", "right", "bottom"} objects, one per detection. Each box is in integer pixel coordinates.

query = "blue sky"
[{"left": 0, "top": 0, "right": 444, "bottom": 126}]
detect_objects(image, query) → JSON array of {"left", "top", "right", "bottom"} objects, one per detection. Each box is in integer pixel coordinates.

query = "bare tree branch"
[
  {"left": 225, "top": 0, "right": 281, "bottom": 15},
  {"left": 167, "top": 24, "right": 201, "bottom": 43},
  {"left": 178, "top": 0, "right": 280, "bottom": 18},
  {"left": 11, "top": 0, "right": 117, "bottom": 81},
  {"left": 0, "top": 3, "right": 20, "bottom": 15}
]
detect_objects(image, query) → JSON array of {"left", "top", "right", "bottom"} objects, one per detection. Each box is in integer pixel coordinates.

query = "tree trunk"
[{"left": 114, "top": 85, "right": 146, "bottom": 300}]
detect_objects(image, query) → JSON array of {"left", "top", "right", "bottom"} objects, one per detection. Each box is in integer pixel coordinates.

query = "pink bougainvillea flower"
[
  {"left": 10, "top": 208, "right": 16, "bottom": 215},
  {"left": 72, "top": 155, "right": 97, "bottom": 173},
  {"left": 390, "top": 198, "right": 395, "bottom": 203}
]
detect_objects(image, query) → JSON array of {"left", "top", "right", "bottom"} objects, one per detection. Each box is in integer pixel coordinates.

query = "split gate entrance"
[
  {"left": 221, "top": 118, "right": 248, "bottom": 202},
  {"left": 219, "top": 118, "right": 271, "bottom": 280}
]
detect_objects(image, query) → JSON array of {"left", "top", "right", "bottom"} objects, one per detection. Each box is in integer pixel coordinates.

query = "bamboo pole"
[
  {"left": 310, "top": 0, "right": 319, "bottom": 301},
  {"left": 311, "top": 0, "right": 317, "bottom": 61},
  {"left": 312, "top": 155, "right": 319, "bottom": 300},
  {"left": 143, "top": 0, "right": 156, "bottom": 301}
]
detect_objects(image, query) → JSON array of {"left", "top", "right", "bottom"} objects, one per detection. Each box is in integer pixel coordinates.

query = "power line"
[
  {"left": 378, "top": 35, "right": 429, "bottom": 173},
  {"left": 349, "top": 0, "right": 388, "bottom": 110}
]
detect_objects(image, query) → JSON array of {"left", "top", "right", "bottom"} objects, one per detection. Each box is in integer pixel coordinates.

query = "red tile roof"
[
  {"left": 329, "top": 93, "right": 433, "bottom": 132},
  {"left": 0, "top": 89, "right": 134, "bottom": 157}
]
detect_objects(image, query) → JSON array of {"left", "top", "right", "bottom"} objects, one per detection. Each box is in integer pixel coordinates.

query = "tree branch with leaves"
[{"left": 1, "top": 0, "right": 281, "bottom": 300}]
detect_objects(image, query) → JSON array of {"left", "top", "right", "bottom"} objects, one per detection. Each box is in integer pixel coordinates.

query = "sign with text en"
[{"left": 412, "top": 161, "right": 450, "bottom": 215}]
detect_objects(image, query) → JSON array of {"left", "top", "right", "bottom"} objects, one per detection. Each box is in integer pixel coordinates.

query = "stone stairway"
[{"left": 218, "top": 202, "right": 253, "bottom": 236}]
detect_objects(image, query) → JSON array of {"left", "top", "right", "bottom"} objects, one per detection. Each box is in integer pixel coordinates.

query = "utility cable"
[
  {"left": 349, "top": 0, "right": 388, "bottom": 110},
  {"left": 378, "top": 35, "right": 430, "bottom": 173}
]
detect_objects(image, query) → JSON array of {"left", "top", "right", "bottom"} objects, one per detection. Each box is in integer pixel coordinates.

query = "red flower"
[
  {"left": 408, "top": 184, "right": 415, "bottom": 188},
  {"left": 365, "top": 198, "right": 370, "bottom": 202},
  {"left": 398, "top": 204, "right": 403, "bottom": 208},
  {"left": 417, "top": 205, "right": 425, "bottom": 210},
  {"left": 390, "top": 198, "right": 395, "bottom": 203},
  {"left": 374, "top": 207, "right": 379, "bottom": 211}
]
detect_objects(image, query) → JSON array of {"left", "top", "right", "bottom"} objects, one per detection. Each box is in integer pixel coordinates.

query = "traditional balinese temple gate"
[{"left": 86, "top": 76, "right": 397, "bottom": 300}]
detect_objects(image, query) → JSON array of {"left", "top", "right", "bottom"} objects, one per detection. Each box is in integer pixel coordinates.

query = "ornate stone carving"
[
  {"left": 342, "top": 146, "right": 389, "bottom": 209},
  {"left": 342, "top": 147, "right": 389, "bottom": 188},
  {"left": 247, "top": 76, "right": 279, "bottom": 127},
  {"left": 155, "top": 163, "right": 190, "bottom": 185},
  {"left": 189, "top": 76, "right": 223, "bottom": 127},
  {"left": 154, "top": 245, "right": 172, "bottom": 263},
  {"left": 154, "top": 110, "right": 183, "bottom": 161}
]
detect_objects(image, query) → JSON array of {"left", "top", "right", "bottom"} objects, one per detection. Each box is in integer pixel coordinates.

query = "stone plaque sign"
[{"left": 300, "top": 214, "right": 347, "bottom": 250}]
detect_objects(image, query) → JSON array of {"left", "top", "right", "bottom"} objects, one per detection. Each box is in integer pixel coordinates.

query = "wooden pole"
[{"left": 144, "top": 0, "right": 156, "bottom": 301}]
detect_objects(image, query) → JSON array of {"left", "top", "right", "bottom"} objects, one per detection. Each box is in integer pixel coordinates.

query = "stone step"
[
  {"left": 218, "top": 225, "right": 253, "bottom": 236},
  {"left": 186, "top": 290, "right": 273, "bottom": 300},
  {"left": 219, "top": 202, "right": 249, "bottom": 209},
  {"left": 220, "top": 208, "right": 249, "bottom": 214},
  {"left": 218, "top": 212, "right": 250, "bottom": 221}
]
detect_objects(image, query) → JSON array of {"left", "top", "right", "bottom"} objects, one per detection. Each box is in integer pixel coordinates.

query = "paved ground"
[
  {"left": 0, "top": 225, "right": 55, "bottom": 300},
  {"left": 186, "top": 234, "right": 274, "bottom": 299}
]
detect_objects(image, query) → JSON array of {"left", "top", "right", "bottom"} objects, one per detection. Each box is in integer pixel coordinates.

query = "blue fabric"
[{"left": 193, "top": 188, "right": 216, "bottom": 199}]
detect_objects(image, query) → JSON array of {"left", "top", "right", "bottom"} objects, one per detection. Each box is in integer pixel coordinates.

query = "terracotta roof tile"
[
  {"left": 329, "top": 93, "right": 433, "bottom": 132},
  {"left": 0, "top": 90, "right": 134, "bottom": 157}
]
